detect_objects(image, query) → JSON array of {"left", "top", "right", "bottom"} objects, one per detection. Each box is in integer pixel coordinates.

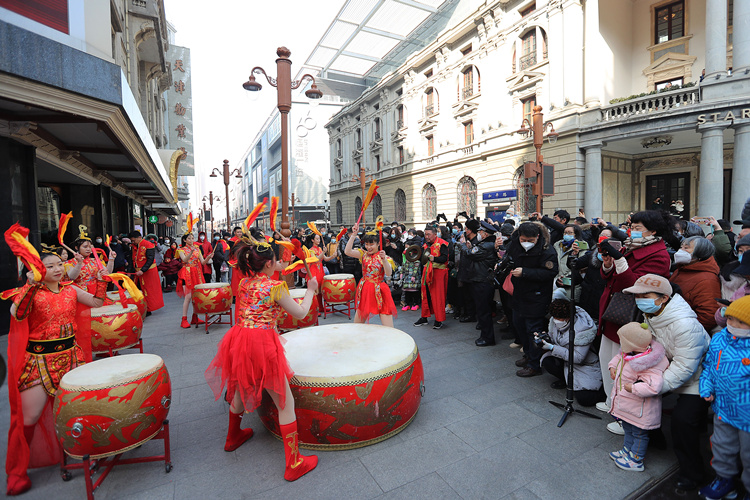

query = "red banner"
[{"left": 0, "top": 0, "right": 69, "bottom": 34}]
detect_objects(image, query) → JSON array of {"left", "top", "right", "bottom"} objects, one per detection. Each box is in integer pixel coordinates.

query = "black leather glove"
[{"left": 599, "top": 239, "right": 624, "bottom": 260}]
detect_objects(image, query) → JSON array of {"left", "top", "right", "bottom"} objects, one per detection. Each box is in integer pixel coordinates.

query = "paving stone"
[
  {"left": 454, "top": 375, "right": 546, "bottom": 413},
  {"left": 447, "top": 402, "right": 547, "bottom": 452},
  {"left": 397, "top": 396, "right": 478, "bottom": 441},
  {"left": 375, "top": 472, "right": 462, "bottom": 500}
]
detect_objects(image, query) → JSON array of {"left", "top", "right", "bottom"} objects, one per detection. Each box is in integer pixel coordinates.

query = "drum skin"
[
  {"left": 322, "top": 274, "right": 356, "bottom": 304},
  {"left": 90, "top": 304, "right": 142, "bottom": 353},
  {"left": 192, "top": 283, "right": 232, "bottom": 315},
  {"left": 105, "top": 290, "right": 146, "bottom": 318},
  {"left": 54, "top": 354, "right": 171, "bottom": 459},
  {"left": 278, "top": 289, "right": 318, "bottom": 332},
  {"left": 258, "top": 325, "right": 424, "bottom": 450}
]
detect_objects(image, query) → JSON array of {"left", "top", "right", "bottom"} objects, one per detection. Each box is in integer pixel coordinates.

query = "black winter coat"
[
  {"left": 462, "top": 235, "right": 498, "bottom": 284},
  {"left": 504, "top": 234, "right": 558, "bottom": 317}
]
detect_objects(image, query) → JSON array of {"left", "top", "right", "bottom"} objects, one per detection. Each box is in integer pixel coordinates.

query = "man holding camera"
[
  {"left": 461, "top": 221, "right": 499, "bottom": 346},
  {"left": 504, "top": 222, "right": 558, "bottom": 377}
]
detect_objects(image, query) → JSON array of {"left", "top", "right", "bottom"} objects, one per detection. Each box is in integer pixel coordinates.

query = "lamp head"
[
  {"left": 243, "top": 75, "right": 262, "bottom": 92},
  {"left": 305, "top": 83, "right": 323, "bottom": 100},
  {"left": 209, "top": 172, "right": 218, "bottom": 178},
  {"left": 547, "top": 129, "right": 559, "bottom": 145},
  {"left": 516, "top": 122, "right": 529, "bottom": 136}
]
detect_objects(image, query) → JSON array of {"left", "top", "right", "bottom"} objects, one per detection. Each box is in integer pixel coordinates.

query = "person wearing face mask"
[
  {"left": 669, "top": 236, "right": 721, "bottom": 332},
  {"left": 718, "top": 232, "right": 750, "bottom": 302},
  {"left": 539, "top": 299, "right": 604, "bottom": 406},
  {"left": 455, "top": 219, "right": 480, "bottom": 324},
  {"left": 211, "top": 232, "right": 228, "bottom": 282},
  {"left": 461, "top": 221, "right": 499, "bottom": 346},
  {"left": 552, "top": 224, "right": 583, "bottom": 302},
  {"left": 196, "top": 231, "right": 213, "bottom": 283},
  {"left": 504, "top": 222, "right": 558, "bottom": 376},
  {"left": 715, "top": 244, "right": 750, "bottom": 330},
  {"left": 596, "top": 210, "right": 671, "bottom": 431},
  {"left": 622, "top": 274, "right": 710, "bottom": 491},
  {"left": 698, "top": 295, "right": 750, "bottom": 500}
]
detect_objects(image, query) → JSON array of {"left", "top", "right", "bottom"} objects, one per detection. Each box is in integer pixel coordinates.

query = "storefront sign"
[
  {"left": 147, "top": 215, "right": 158, "bottom": 224},
  {"left": 697, "top": 109, "right": 750, "bottom": 124},
  {"left": 482, "top": 189, "right": 518, "bottom": 203}
]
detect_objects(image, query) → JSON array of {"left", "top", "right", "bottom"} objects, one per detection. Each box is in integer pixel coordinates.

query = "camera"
[{"left": 533, "top": 332, "right": 552, "bottom": 345}]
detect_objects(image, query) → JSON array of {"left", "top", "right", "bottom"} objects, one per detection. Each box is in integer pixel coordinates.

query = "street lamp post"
[
  {"left": 516, "top": 105, "right": 558, "bottom": 214},
  {"left": 290, "top": 192, "right": 301, "bottom": 228},
  {"left": 210, "top": 159, "right": 242, "bottom": 231},
  {"left": 242, "top": 47, "right": 323, "bottom": 237},
  {"left": 202, "top": 191, "right": 222, "bottom": 235}
]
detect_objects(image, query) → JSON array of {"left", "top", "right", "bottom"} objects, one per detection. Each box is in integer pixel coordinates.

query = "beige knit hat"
[{"left": 617, "top": 322, "right": 652, "bottom": 353}]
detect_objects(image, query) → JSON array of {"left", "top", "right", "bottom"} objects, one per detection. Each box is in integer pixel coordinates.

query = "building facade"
[{"left": 326, "top": 0, "right": 747, "bottom": 228}]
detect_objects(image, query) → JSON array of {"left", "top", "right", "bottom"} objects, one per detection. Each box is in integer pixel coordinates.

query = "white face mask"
[
  {"left": 673, "top": 249, "right": 692, "bottom": 265},
  {"left": 476, "top": 233, "right": 483, "bottom": 242},
  {"left": 521, "top": 241, "right": 535, "bottom": 251},
  {"left": 552, "top": 319, "right": 568, "bottom": 329},
  {"left": 165, "top": 239, "right": 170, "bottom": 244},
  {"left": 727, "top": 325, "right": 750, "bottom": 337},
  {"left": 199, "top": 236, "right": 205, "bottom": 241},
  {"left": 95, "top": 239, "right": 102, "bottom": 244}
]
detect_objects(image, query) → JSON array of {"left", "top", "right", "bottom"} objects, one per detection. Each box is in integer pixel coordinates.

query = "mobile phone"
[
  {"left": 592, "top": 218, "right": 599, "bottom": 224},
  {"left": 577, "top": 241, "right": 589, "bottom": 250},
  {"left": 694, "top": 217, "right": 711, "bottom": 225},
  {"left": 561, "top": 277, "right": 572, "bottom": 286},
  {"left": 609, "top": 240, "right": 623, "bottom": 250}
]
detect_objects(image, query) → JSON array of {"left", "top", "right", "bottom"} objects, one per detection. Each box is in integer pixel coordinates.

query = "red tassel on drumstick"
[
  {"left": 269, "top": 196, "right": 279, "bottom": 233},
  {"left": 356, "top": 180, "right": 378, "bottom": 225},
  {"left": 375, "top": 216, "right": 384, "bottom": 251},
  {"left": 57, "top": 212, "right": 76, "bottom": 256}
]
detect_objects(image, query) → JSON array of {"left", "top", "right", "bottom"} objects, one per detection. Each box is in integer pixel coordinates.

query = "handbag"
[
  {"left": 206, "top": 258, "right": 213, "bottom": 266},
  {"left": 602, "top": 292, "right": 641, "bottom": 325},
  {"left": 502, "top": 274, "right": 514, "bottom": 295}
]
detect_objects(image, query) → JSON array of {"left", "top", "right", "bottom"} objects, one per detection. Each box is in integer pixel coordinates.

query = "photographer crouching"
[{"left": 538, "top": 299, "right": 605, "bottom": 406}]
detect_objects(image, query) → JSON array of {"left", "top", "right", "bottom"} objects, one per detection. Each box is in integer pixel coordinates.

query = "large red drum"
[
  {"left": 90, "top": 304, "right": 142, "bottom": 354},
  {"left": 322, "top": 273, "right": 355, "bottom": 304},
  {"left": 258, "top": 324, "right": 424, "bottom": 450},
  {"left": 54, "top": 353, "right": 171, "bottom": 459},
  {"left": 105, "top": 290, "right": 146, "bottom": 318},
  {"left": 192, "top": 282, "right": 232, "bottom": 315},
  {"left": 278, "top": 288, "right": 319, "bottom": 332}
]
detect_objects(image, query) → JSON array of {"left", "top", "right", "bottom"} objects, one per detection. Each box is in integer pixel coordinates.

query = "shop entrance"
[{"left": 645, "top": 172, "right": 690, "bottom": 219}]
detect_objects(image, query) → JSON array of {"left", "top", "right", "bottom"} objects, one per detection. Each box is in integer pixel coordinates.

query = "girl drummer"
[
  {"left": 205, "top": 237, "right": 319, "bottom": 481},
  {"left": 176, "top": 231, "right": 214, "bottom": 328},
  {"left": 344, "top": 222, "right": 397, "bottom": 327},
  {"left": 4, "top": 245, "right": 108, "bottom": 496},
  {"left": 66, "top": 225, "right": 115, "bottom": 293}
]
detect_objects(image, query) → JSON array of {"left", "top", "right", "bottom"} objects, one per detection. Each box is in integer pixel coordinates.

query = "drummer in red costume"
[
  {"left": 344, "top": 222, "right": 397, "bottom": 327},
  {"left": 129, "top": 230, "right": 164, "bottom": 315},
  {"left": 205, "top": 236, "right": 319, "bottom": 481},
  {"left": 66, "top": 225, "right": 115, "bottom": 294},
  {"left": 2, "top": 225, "right": 108, "bottom": 496},
  {"left": 228, "top": 226, "right": 245, "bottom": 299},
  {"left": 176, "top": 228, "right": 214, "bottom": 328},
  {"left": 414, "top": 225, "right": 449, "bottom": 329}
]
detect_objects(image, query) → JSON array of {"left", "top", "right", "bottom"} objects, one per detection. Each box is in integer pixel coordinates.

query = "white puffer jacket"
[{"left": 643, "top": 294, "right": 710, "bottom": 395}]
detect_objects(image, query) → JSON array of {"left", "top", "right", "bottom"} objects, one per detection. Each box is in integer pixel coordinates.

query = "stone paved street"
[{"left": 0, "top": 290, "right": 682, "bottom": 499}]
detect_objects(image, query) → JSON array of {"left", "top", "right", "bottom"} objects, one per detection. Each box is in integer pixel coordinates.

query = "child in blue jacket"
[{"left": 699, "top": 295, "right": 750, "bottom": 500}]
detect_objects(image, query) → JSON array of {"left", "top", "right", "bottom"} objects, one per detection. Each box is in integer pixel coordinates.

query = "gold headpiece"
[
  {"left": 40, "top": 243, "right": 61, "bottom": 255},
  {"left": 77, "top": 225, "right": 91, "bottom": 242}
]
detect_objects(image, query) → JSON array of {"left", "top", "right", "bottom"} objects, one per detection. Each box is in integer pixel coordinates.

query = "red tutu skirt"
[
  {"left": 356, "top": 281, "right": 398, "bottom": 321},
  {"left": 176, "top": 266, "right": 204, "bottom": 298},
  {"left": 205, "top": 326, "right": 293, "bottom": 412}
]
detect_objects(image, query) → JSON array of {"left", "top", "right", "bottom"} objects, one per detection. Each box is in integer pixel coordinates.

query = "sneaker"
[
  {"left": 410, "top": 305, "right": 419, "bottom": 311},
  {"left": 516, "top": 367, "right": 542, "bottom": 378},
  {"left": 445, "top": 306, "right": 454, "bottom": 314},
  {"left": 609, "top": 447, "right": 629, "bottom": 461},
  {"left": 615, "top": 451, "right": 644, "bottom": 472},
  {"left": 607, "top": 420, "right": 625, "bottom": 436},
  {"left": 433, "top": 321, "right": 443, "bottom": 330},
  {"left": 509, "top": 342, "right": 522, "bottom": 349},
  {"left": 414, "top": 317, "right": 428, "bottom": 326},
  {"left": 698, "top": 477, "right": 738, "bottom": 500},
  {"left": 596, "top": 401, "right": 611, "bottom": 413},
  {"left": 402, "top": 305, "right": 409, "bottom": 311}
]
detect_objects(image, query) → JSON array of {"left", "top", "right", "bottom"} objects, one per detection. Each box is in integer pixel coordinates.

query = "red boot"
[
  {"left": 180, "top": 316, "right": 190, "bottom": 328},
  {"left": 280, "top": 421, "right": 317, "bottom": 481},
  {"left": 191, "top": 313, "right": 205, "bottom": 325},
  {"left": 6, "top": 425, "right": 35, "bottom": 495},
  {"left": 224, "top": 410, "right": 253, "bottom": 452}
]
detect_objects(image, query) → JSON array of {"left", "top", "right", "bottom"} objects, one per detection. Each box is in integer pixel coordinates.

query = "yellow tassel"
[
  {"left": 270, "top": 281, "right": 289, "bottom": 302},
  {"left": 108, "top": 273, "right": 144, "bottom": 302}
]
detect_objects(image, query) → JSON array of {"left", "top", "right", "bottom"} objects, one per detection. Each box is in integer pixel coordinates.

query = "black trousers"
[
  {"left": 459, "top": 281, "right": 476, "bottom": 319},
  {"left": 213, "top": 260, "right": 223, "bottom": 282},
  {"left": 671, "top": 393, "right": 710, "bottom": 481},
  {"left": 498, "top": 288, "right": 519, "bottom": 342},
  {"left": 513, "top": 313, "right": 547, "bottom": 370},
  {"left": 472, "top": 282, "right": 495, "bottom": 342},
  {"left": 541, "top": 357, "right": 605, "bottom": 407}
]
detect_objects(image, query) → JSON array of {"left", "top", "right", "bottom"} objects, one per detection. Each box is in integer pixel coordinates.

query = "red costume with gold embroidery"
[
  {"left": 176, "top": 245, "right": 205, "bottom": 297},
  {"left": 132, "top": 239, "right": 164, "bottom": 311},
  {"left": 205, "top": 274, "right": 293, "bottom": 412},
  {"left": 355, "top": 250, "right": 397, "bottom": 321},
  {"left": 66, "top": 257, "right": 99, "bottom": 294},
  {"left": 4, "top": 283, "right": 95, "bottom": 494},
  {"left": 420, "top": 237, "right": 449, "bottom": 322}
]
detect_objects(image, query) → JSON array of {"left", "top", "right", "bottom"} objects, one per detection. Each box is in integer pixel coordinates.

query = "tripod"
[{"left": 548, "top": 265, "right": 601, "bottom": 427}]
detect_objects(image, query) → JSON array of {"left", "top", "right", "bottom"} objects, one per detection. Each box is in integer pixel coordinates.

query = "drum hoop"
[
  {"left": 193, "top": 283, "right": 230, "bottom": 289},
  {"left": 290, "top": 347, "right": 418, "bottom": 387},
  {"left": 59, "top": 360, "right": 165, "bottom": 392},
  {"left": 62, "top": 426, "right": 164, "bottom": 460},
  {"left": 91, "top": 303, "right": 138, "bottom": 317}
]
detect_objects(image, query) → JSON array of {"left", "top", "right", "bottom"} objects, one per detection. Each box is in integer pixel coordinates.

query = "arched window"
[
  {"left": 424, "top": 88, "right": 438, "bottom": 117},
  {"left": 540, "top": 27, "right": 548, "bottom": 61},
  {"left": 520, "top": 28, "right": 537, "bottom": 70},
  {"left": 355, "top": 128, "right": 362, "bottom": 148},
  {"left": 373, "top": 118, "right": 381, "bottom": 140},
  {"left": 422, "top": 183, "right": 437, "bottom": 221},
  {"left": 372, "top": 193, "right": 382, "bottom": 219},
  {"left": 336, "top": 139, "right": 342, "bottom": 157},
  {"left": 355, "top": 196, "right": 362, "bottom": 219},
  {"left": 457, "top": 176, "right": 477, "bottom": 217},
  {"left": 336, "top": 200, "right": 343, "bottom": 224},
  {"left": 396, "top": 105, "right": 405, "bottom": 129},
  {"left": 394, "top": 189, "right": 406, "bottom": 221},
  {"left": 459, "top": 66, "right": 481, "bottom": 100}
]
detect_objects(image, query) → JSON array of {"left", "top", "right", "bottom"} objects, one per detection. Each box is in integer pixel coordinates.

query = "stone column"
[
  {"left": 705, "top": 0, "right": 727, "bottom": 78},
  {"left": 698, "top": 124, "right": 726, "bottom": 217},
  {"left": 731, "top": 122, "right": 750, "bottom": 224},
  {"left": 583, "top": 143, "right": 603, "bottom": 218},
  {"left": 563, "top": 1, "right": 585, "bottom": 106},
  {"left": 734, "top": 0, "right": 750, "bottom": 72},
  {"left": 584, "top": 0, "right": 602, "bottom": 107}
]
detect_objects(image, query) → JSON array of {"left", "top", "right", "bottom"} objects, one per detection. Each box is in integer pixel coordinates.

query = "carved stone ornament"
[{"left": 641, "top": 136, "right": 673, "bottom": 149}]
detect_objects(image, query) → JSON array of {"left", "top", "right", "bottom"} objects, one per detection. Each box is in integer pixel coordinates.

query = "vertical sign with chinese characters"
[{"left": 165, "top": 45, "right": 194, "bottom": 175}]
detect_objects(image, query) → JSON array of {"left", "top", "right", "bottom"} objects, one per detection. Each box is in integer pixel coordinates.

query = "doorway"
[{"left": 645, "top": 172, "right": 690, "bottom": 219}]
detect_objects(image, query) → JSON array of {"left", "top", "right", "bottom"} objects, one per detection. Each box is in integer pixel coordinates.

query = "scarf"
[{"left": 624, "top": 234, "right": 661, "bottom": 251}]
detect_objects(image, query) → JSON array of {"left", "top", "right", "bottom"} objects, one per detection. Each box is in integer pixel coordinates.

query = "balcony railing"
[
  {"left": 462, "top": 87, "right": 473, "bottom": 100},
  {"left": 602, "top": 86, "right": 700, "bottom": 122},
  {"left": 425, "top": 104, "right": 435, "bottom": 116},
  {"left": 397, "top": 119, "right": 404, "bottom": 129},
  {"left": 374, "top": 131, "right": 381, "bottom": 140},
  {"left": 336, "top": 150, "right": 342, "bottom": 158},
  {"left": 519, "top": 52, "right": 537, "bottom": 71},
  {"left": 462, "top": 145, "right": 474, "bottom": 156},
  {"left": 356, "top": 140, "right": 362, "bottom": 149}
]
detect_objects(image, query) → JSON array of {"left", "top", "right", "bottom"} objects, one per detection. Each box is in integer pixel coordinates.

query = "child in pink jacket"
[{"left": 608, "top": 322, "right": 669, "bottom": 472}]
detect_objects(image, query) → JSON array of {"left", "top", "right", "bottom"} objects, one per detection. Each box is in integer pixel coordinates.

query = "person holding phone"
[{"left": 552, "top": 224, "right": 583, "bottom": 302}]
